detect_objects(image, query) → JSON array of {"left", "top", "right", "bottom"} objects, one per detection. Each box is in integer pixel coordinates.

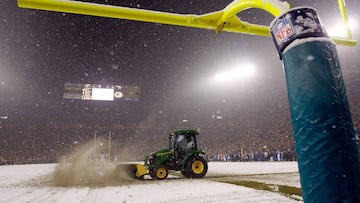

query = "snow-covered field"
[{"left": 0, "top": 162, "right": 302, "bottom": 203}]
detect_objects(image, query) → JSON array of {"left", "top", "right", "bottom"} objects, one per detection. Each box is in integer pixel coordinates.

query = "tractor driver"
[
  {"left": 175, "top": 134, "right": 196, "bottom": 159},
  {"left": 176, "top": 135, "right": 186, "bottom": 150},
  {"left": 186, "top": 136, "right": 195, "bottom": 149},
  {"left": 175, "top": 134, "right": 188, "bottom": 158}
]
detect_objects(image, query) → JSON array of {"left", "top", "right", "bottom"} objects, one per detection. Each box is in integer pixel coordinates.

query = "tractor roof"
[{"left": 171, "top": 129, "right": 199, "bottom": 136}]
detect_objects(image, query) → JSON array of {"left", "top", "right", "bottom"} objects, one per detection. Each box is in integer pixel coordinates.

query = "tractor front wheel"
[
  {"left": 150, "top": 165, "right": 168, "bottom": 180},
  {"left": 185, "top": 156, "right": 208, "bottom": 178}
]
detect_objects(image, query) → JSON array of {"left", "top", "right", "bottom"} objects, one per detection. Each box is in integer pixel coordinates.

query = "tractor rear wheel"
[
  {"left": 185, "top": 156, "right": 208, "bottom": 178},
  {"left": 150, "top": 165, "right": 168, "bottom": 180}
]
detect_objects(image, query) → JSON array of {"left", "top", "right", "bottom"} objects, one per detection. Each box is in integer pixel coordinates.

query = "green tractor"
[{"left": 133, "top": 129, "right": 208, "bottom": 180}]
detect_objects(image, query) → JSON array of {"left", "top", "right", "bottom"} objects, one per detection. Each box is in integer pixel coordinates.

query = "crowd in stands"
[
  {"left": 209, "top": 149, "right": 296, "bottom": 162},
  {"left": 0, "top": 116, "right": 359, "bottom": 165}
]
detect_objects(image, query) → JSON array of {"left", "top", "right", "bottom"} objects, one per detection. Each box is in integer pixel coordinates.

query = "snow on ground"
[{"left": 0, "top": 162, "right": 302, "bottom": 203}]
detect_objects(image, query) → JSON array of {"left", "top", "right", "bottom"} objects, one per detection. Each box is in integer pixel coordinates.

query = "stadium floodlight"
[
  {"left": 213, "top": 63, "right": 255, "bottom": 84},
  {"left": 327, "top": 18, "right": 357, "bottom": 38}
]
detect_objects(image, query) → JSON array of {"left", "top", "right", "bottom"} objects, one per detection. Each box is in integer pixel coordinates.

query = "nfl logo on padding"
[{"left": 273, "top": 18, "right": 294, "bottom": 45}]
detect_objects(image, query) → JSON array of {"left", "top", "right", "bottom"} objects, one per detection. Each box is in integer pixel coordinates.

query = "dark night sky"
[{"left": 0, "top": 0, "right": 359, "bottom": 129}]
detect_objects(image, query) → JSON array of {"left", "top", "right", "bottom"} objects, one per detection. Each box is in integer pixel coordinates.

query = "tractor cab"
[{"left": 169, "top": 129, "right": 198, "bottom": 159}]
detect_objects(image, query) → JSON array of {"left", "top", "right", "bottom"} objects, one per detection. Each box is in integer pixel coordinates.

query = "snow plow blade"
[
  {"left": 135, "top": 164, "right": 148, "bottom": 178},
  {"left": 115, "top": 163, "right": 148, "bottom": 179}
]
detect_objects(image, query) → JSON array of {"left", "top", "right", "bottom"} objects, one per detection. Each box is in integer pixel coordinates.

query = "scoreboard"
[{"left": 63, "top": 83, "right": 140, "bottom": 101}]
